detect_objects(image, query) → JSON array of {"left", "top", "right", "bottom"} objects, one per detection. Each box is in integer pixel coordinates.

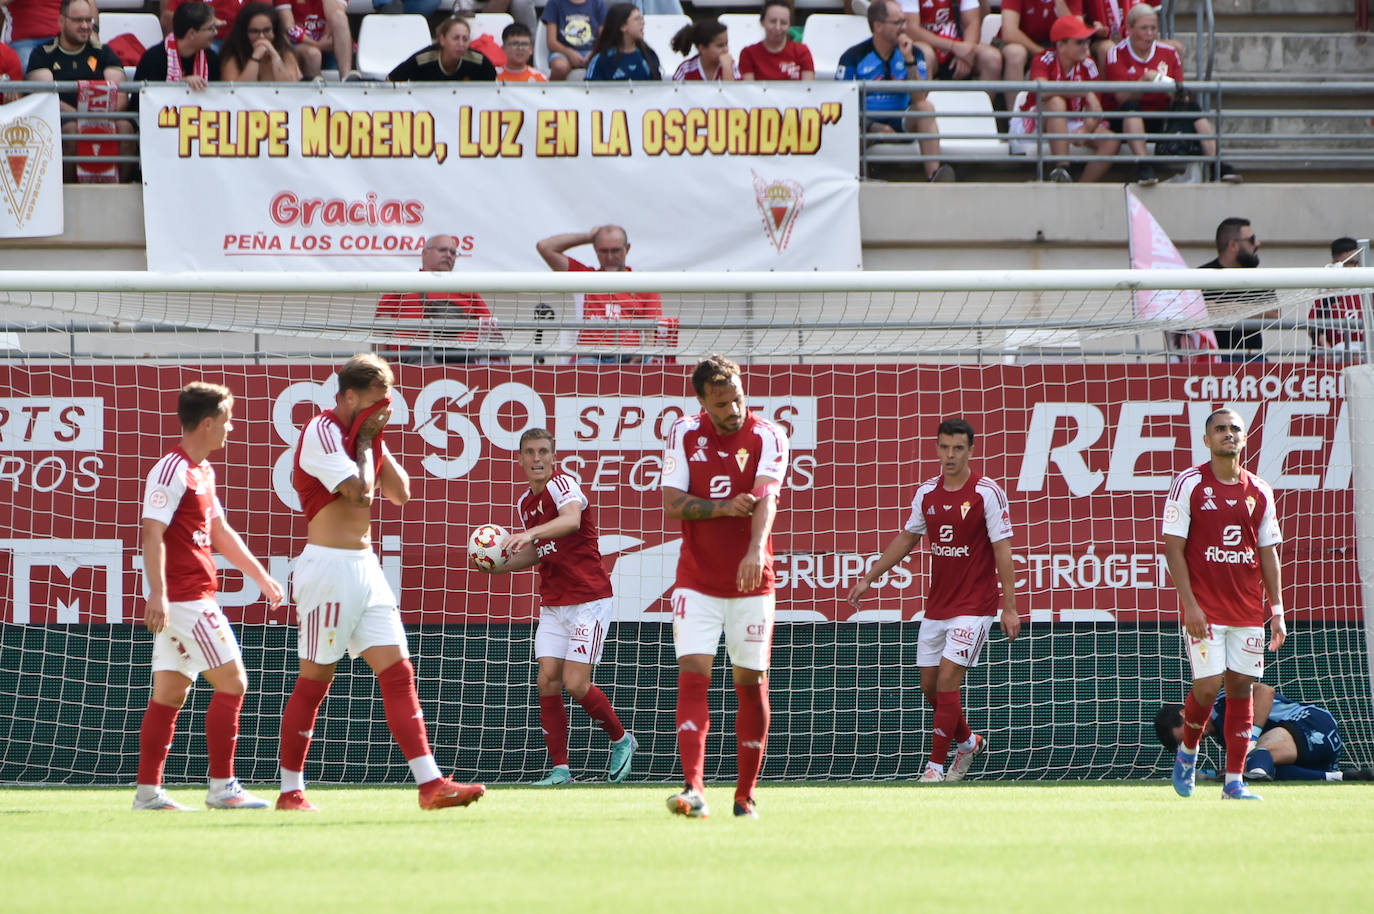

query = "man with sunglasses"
[{"left": 1199, "top": 218, "right": 1278, "bottom": 362}]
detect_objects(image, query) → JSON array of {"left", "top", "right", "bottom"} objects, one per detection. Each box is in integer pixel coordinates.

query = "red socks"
[
  {"left": 734, "top": 681, "right": 770, "bottom": 804},
  {"left": 378, "top": 658, "right": 433, "bottom": 761},
  {"left": 931, "top": 690, "right": 962, "bottom": 766},
  {"left": 1181, "top": 690, "right": 1211, "bottom": 753},
  {"left": 1223, "top": 692, "right": 1254, "bottom": 777},
  {"left": 280, "top": 675, "right": 331, "bottom": 772},
  {"left": 540, "top": 694, "right": 570, "bottom": 767},
  {"left": 136, "top": 699, "right": 180, "bottom": 786},
  {"left": 576, "top": 685, "right": 626, "bottom": 743},
  {"left": 205, "top": 692, "right": 243, "bottom": 780},
  {"left": 676, "top": 671, "right": 711, "bottom": 793}
]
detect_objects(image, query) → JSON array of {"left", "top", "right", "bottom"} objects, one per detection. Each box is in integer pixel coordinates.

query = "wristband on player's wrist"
[{"left": 1270, "top": 604, "right": 1284, "bottom": 617}]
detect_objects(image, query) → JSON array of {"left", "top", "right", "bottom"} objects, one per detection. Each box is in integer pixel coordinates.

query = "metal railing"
[{"left": 4, "top": 77, "right": 1371, "bottom": 180}]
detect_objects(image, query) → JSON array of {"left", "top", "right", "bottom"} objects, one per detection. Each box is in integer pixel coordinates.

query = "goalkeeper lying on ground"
[{"left": 1155, "top": 684, "right": 1373, "bottom": 782}]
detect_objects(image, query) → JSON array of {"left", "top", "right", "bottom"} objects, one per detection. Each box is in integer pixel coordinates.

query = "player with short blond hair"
[
  {"left": 662, "top": 355, "right": 789, "bottom": 819},
  {"left": 473, "top": 427, "right": 637, "bottom": 785},
  {"left": 277, "top": 353, "right": 484, "bottom": 811},
  {"left": 1162, "top": 407, "right": 1285, "bottom": 800},
  {"left": 848, "top": 417, "right": 1020, "bottom": 783},
  {"left": 134, "top": 381, "right": 284, "bottom": 810}
]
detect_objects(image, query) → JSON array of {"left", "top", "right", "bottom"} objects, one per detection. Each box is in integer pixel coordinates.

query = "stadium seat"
[
  {"left": 533, "top": 20, "right": 549, "bottom": 73},
  {"left": 643, "top": 13, "right": 692, "bottom": 80},
  {"left": 981, "top": 12, "right": 1001, "bottom": 46},
  {"left": 801, "top": 13, "right": 871, "bottom": 80},
  {"left": 95, "top": 0, "right": 149, "bottom": 9},
  {"left": 929, "top": 90, "right": 1009, "bottom": 157},
  {"left": 468, "top": 12, "right": 515, "bottom": 46},
  {"left": 357, "top": 14, "right": 433, "bottom": 79},
  {"left": 98, "top": 12, "right": 161, "bottom": 78},
  {"left": 717, "top": 13, "right": 765, "bottom": 52}
]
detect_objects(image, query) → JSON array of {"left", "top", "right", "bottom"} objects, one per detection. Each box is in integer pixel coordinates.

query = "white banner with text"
[{"left": 140, "top": 83, "right": 862, "bottom": 272}]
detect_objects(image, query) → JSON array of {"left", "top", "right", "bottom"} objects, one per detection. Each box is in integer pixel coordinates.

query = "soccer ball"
[{"left": 468, "top": 524, "right": 509, "bottom": 571}]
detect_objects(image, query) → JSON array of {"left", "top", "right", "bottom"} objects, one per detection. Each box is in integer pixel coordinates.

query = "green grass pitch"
[{"left": 4, "top": 782, "right": 1372, "bottom": 913}]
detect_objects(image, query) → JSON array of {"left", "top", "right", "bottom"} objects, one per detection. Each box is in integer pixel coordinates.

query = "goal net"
[{"left": 1, "top": 266, "right": 1372, "bottom": 785}]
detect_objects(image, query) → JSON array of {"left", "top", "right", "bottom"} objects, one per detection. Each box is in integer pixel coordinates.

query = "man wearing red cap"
[{"left": 1011, "top": 14, "right": 1121, "bottom": 183}]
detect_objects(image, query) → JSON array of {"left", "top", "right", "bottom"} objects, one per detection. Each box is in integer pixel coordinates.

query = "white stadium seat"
[
  {"left": 800, "top": 13, "right": 871, "bottom": 80},
  {"left": 981, "top": 12, "right": 1002, "bottom": 46},
  {"left": 717, "top": 13, "right": 765, "bottom": 54},
  {"left": 642, "top": 13, "right": 692, "bottom": 80},
  {"left": 930, "top": 89, "right": 1010, "bottom": 157},
  {"left": 357, "top": 14, "right": 434, "bottom": 79},
  {"left": 98, "top": 12, "right": 162, "bottom": 79},
  {"left": 95, "top": 0, "right": 150, "bottom": 9},
  {"left": 468, "top": 12, "right": 515, "bottom": 46}
]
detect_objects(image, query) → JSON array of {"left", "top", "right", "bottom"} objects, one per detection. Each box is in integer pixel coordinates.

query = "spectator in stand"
[
  {"left": 3, "top": 0, "right": 61, "bottom": 71},
  {"left": 1084, "top": 0, "right": 1179, "bottom": 71},
  {"left": 585, "top": 4, "right": 660, "bottom": 82},
  {"left": 220, "top": 2, "right": 301, "bottom": 82},
  {"left": 1103, "top": 4, "right": 1238, "bottom": 185},
  {"left": 837, "top": 0, "right": 954, "bottom": 183},
  {"left": 274, "top": 0, "right": 351, "bottom": 78},
  {"left": 542, "top": 0, "right": 605, "bottom": 81},
  {"left": 739, "top": 0, "right": 814, "bottom": 81},
  {"left": 1308, "top": 237, "right": 1364, "bottom": 362},
  {"left": 25, "top": 0, "right": 132, "bottom": 179},
  {"left": 376, "top": 234, "right": 503, "bottom": 364},
  {"left": 535, "top": 225, "right": 666, "bottom": 364},
  {"left": 496, "top": 22, "right": 546, "bottom": 82},
  {"left": 388, "top": 16, "right": 497, "bottom": 81},
  {"left": 162, "top": 0, "right": 245, "bottom": 53},
  {"left": 135, "top": 2, "right": 220, "bottom": 89},
  {"left": 671, "top": 18, "right": 737, "bottom": 81},
  {"left": 1011, "top": 15, "right": 1120, "bottom": 183},
  {"left": 1, "top": 39, "right": 21, "bottom": 100},
  {"left": 900, "top": 0, "right": 1000, "bottom": 85},
  {"left": 999, "top": 0, "right": 1083, "bottom": 111},
  {"left": 1198, "top": 217, "right": 1277, "bottom": 362}
]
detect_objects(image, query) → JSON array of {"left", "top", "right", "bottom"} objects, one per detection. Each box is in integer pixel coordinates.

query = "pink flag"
[{"left": 1125, "top": 187, "right": 1219, "bottom": 360}]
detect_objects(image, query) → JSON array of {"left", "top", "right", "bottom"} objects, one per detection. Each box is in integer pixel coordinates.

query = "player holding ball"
[
  {"left": 661, "top": 355, "right": 790, "bottom": 820},
  {"left": 472, "top": 427, "right": 638, "bottom": 786},
  {"left": 278, "top": 353, "right": 484, "bottom": 811}
]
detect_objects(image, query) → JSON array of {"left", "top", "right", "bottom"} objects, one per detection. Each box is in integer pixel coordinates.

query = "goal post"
[{"left": 1, "top": 267, "right": 1372, "bottom": 785}]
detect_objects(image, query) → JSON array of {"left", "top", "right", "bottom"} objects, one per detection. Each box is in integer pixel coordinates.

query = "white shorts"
[
  {"left": 535, "top": 597, "right": 614, "bottom": 665},
  {"left": 151, "top": 598, "right": 243, "bottom": 678},
  {"left": 670, "top": 588, "right": 775, "bottom": 672},
  {"left": 916, "top": 615, "right": 995, "bottom": 669},
  {"left": 290, "top": 544, "right": 409, "bottom": 666},
  {"left": 1185, "top": 624, "right": 1265, "bottom": 680},
  {"left": 1009, "top": 115, "right": 1089, "bottom": 154}
]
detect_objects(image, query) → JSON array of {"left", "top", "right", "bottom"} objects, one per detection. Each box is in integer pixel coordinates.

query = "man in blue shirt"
[
  {"left": 1155, "top": 684, "right": 1373, "bottom": 782},
  {"left": 835, "top": 0, "right": 954, "bottom": 182}
]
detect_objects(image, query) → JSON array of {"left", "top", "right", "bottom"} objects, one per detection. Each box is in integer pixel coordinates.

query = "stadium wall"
[{"left": 1, "top": 184, "right": 1370, "bottom": 273}]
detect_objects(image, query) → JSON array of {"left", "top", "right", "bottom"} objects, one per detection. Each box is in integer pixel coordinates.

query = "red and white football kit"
[
  {"left": 290, "top": 410, "right": 407, "bottom": 666},
  {"left": 276, "top": 0, "right": 326, "bottom": 43},
  {"left": 142, "top": 447, "right": 240, "bottom": 677},
  {"left": 672, "top": 55, "right": 739, "bottom": 81},
  {"left": 1162, "top": 462, "right": 1281, "bottom": 677},
  {"left": 1012, "top": 51, "right": 1100, "bottom": 138},
  {"left": 1000, "top": 0, "right": 1083, "bottom": 47},
  {"left": 519, "top": 471, "right": 614, "bottom": 664},
  {"left": 909, "top": 0, "right": 977, "bottom": 65},
  {"left": 903, "top": 471, "right": 1012, "bottom": 668},
  {"left": 1102, "top": 38, "right": 1181, "bottom": 111},
  {"left": 663, "top": 408, "right": 788, "bottom": 803},
  {"left": 565, "top": 258, "right": 664, "bottom": 349},
  {"left": 737, "top": 40, "right": 813, "bottom": 80}
]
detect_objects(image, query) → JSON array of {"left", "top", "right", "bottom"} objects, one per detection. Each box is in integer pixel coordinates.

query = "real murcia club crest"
[
  {"left": 752, "top": 171, "right": 804, "bottom": 253},
  {"left": 1, "top": 119, "right": 54, "bottom": 228},
  {"left": 1246, "top": 495, "right": 1256, "bottom": 514},
  {"left": 735, "top": 448, "right": 750, "bottom": 471},
  {"left": 960, "top": 501, "right": 971, "bottom": 519}
]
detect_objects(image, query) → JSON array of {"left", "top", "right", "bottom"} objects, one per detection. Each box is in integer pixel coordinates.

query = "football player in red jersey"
[
  {"left": 278, "top": 353, "right": 484, "bottom": 812},
  {"left": 1162, "top": 407, "right": 1285, "bottom": 800},
  {"left": 473, "top": 428, "right": 637, "bottom": 786},
  {"left": 134, "top": 381, "right": 284, "bottom": 811},
  {"left": 847, "top": 418, "right": 1019, "bottom": 783},
  {"left": 661, "top": 355, "right": 789, "bottom": 819}
]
